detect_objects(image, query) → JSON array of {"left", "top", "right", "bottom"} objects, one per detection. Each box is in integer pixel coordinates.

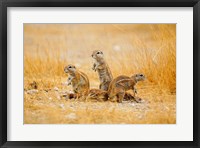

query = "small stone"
[
  {"left": 48, "top": 97, "right": 52, "bottom": 100},
  {"left": 65, "top": 113, "right": 77, "bottom": 120},
  {"left": 27, "top": 89, "right": 38, "bottom": 94},
  {"left": 59, "top": 104, "right": 65, "bottom": 109},
  {"left": 137, "top": 115, "right": 143, "bottom": 119},
  {"left": 54, "top": 87, "right": 59, "bottom": 91},
  {"left": 164, "top": 106, "right": 169, "bottom": 111},
  {"left": 56, "top": 95, "right": 61, "bottom": 100},
  {"left": 130, "top": 103, "right": 135, "bottom": 107},
  {"left": 61, "top": 82, "right": 68, "bottom": 86},
  {"left": 68, "top": 90, "right": 74, "bottom": 94}
]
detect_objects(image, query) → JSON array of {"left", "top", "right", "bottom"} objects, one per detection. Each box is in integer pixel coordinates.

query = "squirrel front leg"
[
  {"left": 92, "top": 63, "right": 100, "bottom": 72},
  {"left": 92, "top": 63, "right": 96, "bottom": 71},
  {"left": 66, "top": 76, "right": 74, "bottom": 86},
  {"left": 73, "top": 81, "right": 82, "bottom": 93},
  {"left": 132, "top": 86, "right": 137, "bottom": 96}
]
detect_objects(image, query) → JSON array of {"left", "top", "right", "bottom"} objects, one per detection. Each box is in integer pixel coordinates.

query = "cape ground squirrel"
[
  {"left": 91, "top": 50, "right": 113, "bottom": 91},
  {"left": 86, "top": 89, "right": 109, "bottom": 102},
  {"left": 108, "top": 74, "right": 145, "bottom": 103},
  {"left": 64, "top": 64, "right": 90, "bottom": 98},
  {"left": 86, "top": 89, "right": 137, "bottom": 102}
]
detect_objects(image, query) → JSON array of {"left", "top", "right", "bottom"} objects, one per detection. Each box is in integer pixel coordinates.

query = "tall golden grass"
[{"left": 24, "top": 24, "right": 176, "bottom": 124}]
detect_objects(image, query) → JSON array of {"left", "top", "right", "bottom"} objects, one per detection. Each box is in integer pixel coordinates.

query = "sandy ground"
[{"left": 24, "top": 81, "right": 176, "bottom": 124}]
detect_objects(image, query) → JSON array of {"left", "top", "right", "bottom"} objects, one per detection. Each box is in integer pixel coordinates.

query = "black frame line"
[{"left": 0, "top": 0, "right": 199, "bottom": 148}]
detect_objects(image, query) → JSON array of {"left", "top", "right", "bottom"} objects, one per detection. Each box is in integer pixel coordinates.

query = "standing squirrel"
[
  {"left": 64, "top": 64, "right": 90, "bottom": 98},
  {"left": 91, "top": 50, "right": 113, "bottom": 91}
]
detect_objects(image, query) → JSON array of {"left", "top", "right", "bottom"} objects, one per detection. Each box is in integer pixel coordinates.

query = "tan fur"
[
  {"left": 86, "top": 89, "right": 108, "bottom": 102},
  {"left": 64, "top": 65, "right": 90, "bottom": 98},
  {"left": 108, "top": 74, "right": 145, "bottom": 103},
  {"left": 91, "top": 50, "right": 113, "bottom": 91},
  {"left": 86, "top": 89, "right": 139, "bottom": 103}
]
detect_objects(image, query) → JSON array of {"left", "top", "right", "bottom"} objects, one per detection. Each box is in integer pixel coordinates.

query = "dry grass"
[{"left": 24, "top": 24, "right": 176, "bottom": 124}]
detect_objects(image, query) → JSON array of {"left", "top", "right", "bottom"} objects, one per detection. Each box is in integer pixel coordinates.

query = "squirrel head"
[
  {"left": 91, "top": 50, "right": 104, "bottom": 60},
  {"left": 131, "top": 73, "right": 146, "bottom": 82},
  {"left": 64, "top": 64, "right": 76, "bottom": 74}
]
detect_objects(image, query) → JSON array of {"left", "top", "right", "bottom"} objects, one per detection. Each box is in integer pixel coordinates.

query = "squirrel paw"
[{"left": 134, "top": 89, "right": 137, "bottom": 94}]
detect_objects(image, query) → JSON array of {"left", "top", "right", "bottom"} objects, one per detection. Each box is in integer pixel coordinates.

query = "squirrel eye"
[
  {"left": 140, "top": 74, "right": 143, "bottom": 76},
  {"left": 68, "top": 66, "right": 72, "bottom": 68},
  {"left": 97, "top": 52, "right": 100, "bottom": 54}
]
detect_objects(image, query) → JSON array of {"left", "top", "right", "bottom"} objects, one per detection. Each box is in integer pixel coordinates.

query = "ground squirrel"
[
  {"left": 86, "top": 89, "right": 109, "bottom": 102},
  {"left": 86, "top": 89, "right": 138, "bottom": 102},
  {"left": 91, "top": 50, "right": 113, "bottom": 91},
  {"left": 64, "top": 64, "right": 90, "bottom": 98},
  {"left": 108, "top": 74, "right": 145, "bottom": 103}
]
